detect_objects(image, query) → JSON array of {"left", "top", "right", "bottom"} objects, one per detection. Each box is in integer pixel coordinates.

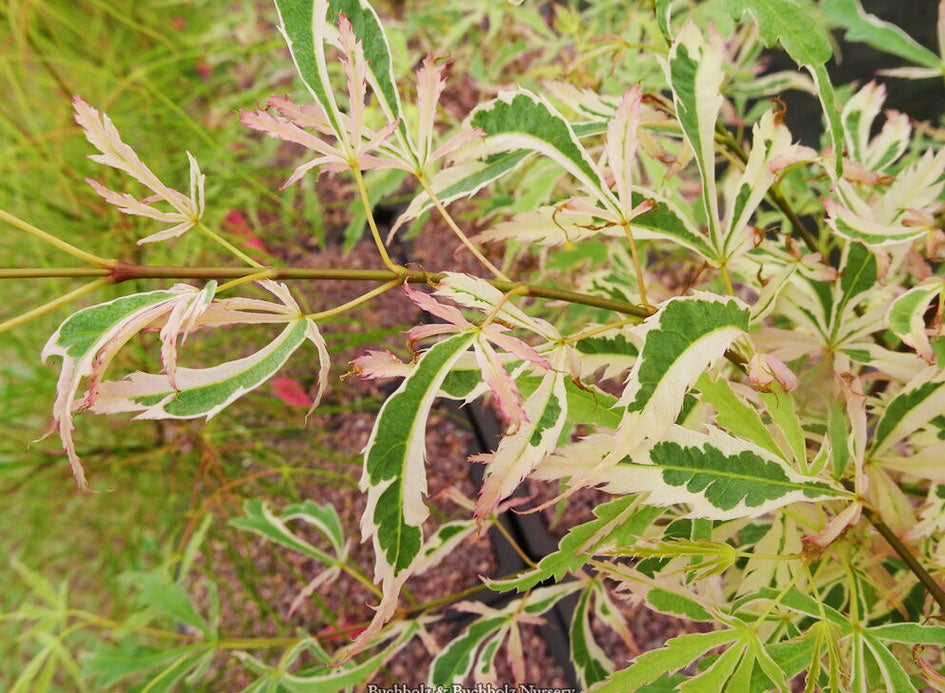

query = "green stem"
[
  {"left": 417, "top": 173, "right": 510, "bottom": 281},
  {"left": 0, "top": 208, "right": 116, "bottom": 267},
  {"left": 350, "top": 166, "right": 404, "bottom": 275},
  {"left": 0, "top": 264, "right": 654, "bottom": 318},
  {"left": 196, "top": 222, "right": 263, "bottom": 268}
]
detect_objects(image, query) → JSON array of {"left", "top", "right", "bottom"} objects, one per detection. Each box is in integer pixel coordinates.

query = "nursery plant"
[{"left": 5, "top": 0, "right": 945, "bottom": 689}]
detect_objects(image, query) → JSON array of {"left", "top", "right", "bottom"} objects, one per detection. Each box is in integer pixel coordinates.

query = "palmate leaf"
[
  {"left": 231, "top": 500, "right": 347, "bottom": 573},
  {"left": 350, "top": 331, "right": 476, "bottom": 656},
  {"left": 487, "top": 497, "right": 662, "bottom": 592},
  {"left": 89, "top": 319, "right": 321, "bottom": 419},
  {"left": 592, "top": 629, "right": 741, "bottom": 692},
  {"left": 429, "top": 582, "right": 580, "bottom": 687},
  {"left": 237, "top": 623, "right": 418, "bottom": 693}
]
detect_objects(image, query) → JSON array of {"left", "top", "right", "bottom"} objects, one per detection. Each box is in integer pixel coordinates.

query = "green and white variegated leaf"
[
  {"left": 539, "top": 426, "right": 848, "bottom": 520},
  {"left": 476, "top": 188, "right": 713, "bottom": 259},
  {"left": 273, "top": 0, "right": 346, "bottom": 135},
  {"left": 412, "top": 519, "right": 477, "bottom": 574},
  {"left": 467, "top": 89, "right": 615, "bottom": 214},
  {"left": 487, "top": 495, "right": 662, "bottom": 592},
  {"left": 887, "top": 279, "right": 944, "bottom": 364},
  {"left": 871, "top": 365, "right": 945, "bottom": 455},
  {"left": 592, "top": 629, "right": 741, "bottom": 693},
  {"left": 570, "top": 584, "right": 613, "bottom": 689},
  {"left": 823, "top": 0, "right": 945, "bottom": 73},
  {"left": 668, "top": 23, "right": 725, "bottom": 254},
  {"left": 824, "top": 199, "right": 926, "bottom": 247},
  {"left": 475, "top": 348, "right": 568, "bottom": 518},
  {"left": 862, "top": 635, "right": 919, "bottom": 693},
  {"left": 719, "top": 110, "right": 815, "bottom": 261},
  {"left": 841, "top": 82, "right": 911, "bottom": 171},
  {"left": 613, "top": 293, "right": 750, "bottom": 456},
  {"left": 429, "top": 582, "right": 581, "bottom": 687},
  {"left": 874, "top": 147, "right": 945, "bottom": 223},
  {"left": 273, "top": 0, "right": 410, "bottom": 149},
  {"left": 573, "top": 328, "right": 639, "bottom": 380},
  {"left": 41, "top": 288, "right": 180, "bottom": 486},
  {"left": 230, "top": 500, "right": 346, "bottom": 567},
  {"left": 238, "top": 622, "right": 419, "bottom": 693},
  {"left": 392, "top": 151, "right": 532, "bottom": 233},
  {"left": 736, "top": 515, "right": 802, "bottom": 596},
  {"left": 435, "top": 272, "right": 559, "bottom": 340},
  {"left": 353, "top": 331, "right": 476, "bottom": 655},
  {"left": 88, "top": 319, "right": 318, "bottom": 420},
  {"left": 723, "top": 0, "right": 844, "bottom": 176}
]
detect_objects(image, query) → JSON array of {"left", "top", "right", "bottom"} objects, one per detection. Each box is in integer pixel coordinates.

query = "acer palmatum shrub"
[{"left": 5, "top": 0, "right": 945, "bottom": 689}]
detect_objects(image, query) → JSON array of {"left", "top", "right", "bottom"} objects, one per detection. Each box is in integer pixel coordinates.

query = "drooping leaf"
[
  {"left": 570, "top": 585, "right": 613, "bottom": 689},
  {"left": 350, "top": 331, "right": 476, "bottom": 655}
]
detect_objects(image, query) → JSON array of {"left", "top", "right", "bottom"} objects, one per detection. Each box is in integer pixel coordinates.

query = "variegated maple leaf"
[
  {"left": 73, "top": 96, "right": 206, "bottom": 244},
  {"left": 42, "top": 280, "right": 329, "bottom": 490}
]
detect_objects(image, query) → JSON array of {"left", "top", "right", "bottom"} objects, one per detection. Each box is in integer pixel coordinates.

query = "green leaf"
[
  {"left": 90, "top": 319, "right": 313, "bottom": 419},
  {"left": 126, "top": 572, "right": 209, "bottom": 634},
  {"left": 863, "top": 635, "right": 919, "bottom": 692},
  {"left": 646, "top": 588, "right": 716, "bottom": 622},
  {"left": 231, "top": 500, "right": 345, "bottom": 567},
  {"left": 592, "top": 629, "right": 740, "bottom": 692},
  {"left": 724, "top": 0, "right": 844, "bottom": 176},
  {"left": 823, "top": 0, "right": 944, "bottom": 71},
  {"left": 487, "top": 497, "right": 662, "bottom": 592},
  {"left": 697, "top": 374, "right": 782, "bottom": 458},
  {"left": 430, "top": 616, "right": 507, "bottom": 686},
  {"left": 868, "top": 623, "right": 945, "bottom": 645},
  {"left": 759, "top": 388, "right": 809, "bottom": 472}
]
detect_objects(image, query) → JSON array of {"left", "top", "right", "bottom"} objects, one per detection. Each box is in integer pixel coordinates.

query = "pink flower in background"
[
  {"left": 271, "top": 377, "right": 312, "bottom": 407},
  {"left": 222, "top": 211, "right": 268, "bottom": 254}
]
